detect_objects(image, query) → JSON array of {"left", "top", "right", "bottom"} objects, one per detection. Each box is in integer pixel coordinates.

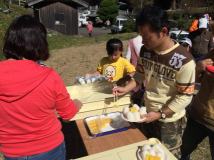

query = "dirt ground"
[
  {"left": 44, "top": 40, "right": 129, "bottom": 86},
  {"left": 0, "top": 40, "right": 212, "bottom": 160}
]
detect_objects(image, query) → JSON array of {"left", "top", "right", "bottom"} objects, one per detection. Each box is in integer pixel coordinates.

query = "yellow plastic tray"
[
  {"left": 66, "top": 82, "right": 132, "bottom": 120},
  {"left": 74, "top": 138, "right": 178, "bottom": 160}
]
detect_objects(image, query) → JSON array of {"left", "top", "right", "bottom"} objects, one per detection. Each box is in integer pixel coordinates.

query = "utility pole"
[{"left": 141, "top": 0, "right": 143, "bottom": 8}]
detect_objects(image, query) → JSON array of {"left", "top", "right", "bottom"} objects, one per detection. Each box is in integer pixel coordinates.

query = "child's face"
[{"left": 108, "top": 50, "right": 122, "bottom": 62}]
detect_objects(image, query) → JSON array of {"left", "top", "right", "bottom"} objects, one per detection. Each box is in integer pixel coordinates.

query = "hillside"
[{"left": 0, "top": 3, "right": 28, "bottom": 61}]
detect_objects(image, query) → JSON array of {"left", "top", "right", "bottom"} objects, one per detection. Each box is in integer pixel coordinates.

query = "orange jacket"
[{"left": 189, "top": 19, "right": 198, "bottom": 32}]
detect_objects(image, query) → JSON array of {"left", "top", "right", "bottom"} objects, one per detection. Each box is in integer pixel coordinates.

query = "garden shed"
[{"left": 26, "top": 0, "right": 89, "bottom": 35}]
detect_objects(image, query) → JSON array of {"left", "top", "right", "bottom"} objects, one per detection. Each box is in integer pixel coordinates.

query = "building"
[{"left": 26, "top": 0, "right": 89, "bottom": 35}]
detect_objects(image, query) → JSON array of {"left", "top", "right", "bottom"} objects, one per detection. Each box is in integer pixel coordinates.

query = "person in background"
[
  {"left": 189, "top": 13, "right": 204, "bottom": 32},
  {"left": 180, "top": 50, "right": 214, "bottom": 160},
  {"left": 204, "top": 14, "right": 210, "bottom": 31},
  {"left": 85, "top": 38, "right": 135, "bottom": 85},
  {"left": 0, "top": 15, "right": 82, "bottom": 160},
  {"left": 104, "top": 19, "right": 111, "bottom": 30},
  {"left": 113, "top": 6, "right": 195, "bottom": 159},
  {"left": 179, "top": 37, "right": 192, "bottom": 52},
  {"left": 188, "top": 18, "right": 213, "bottom": 62},
  {"left": 87, "top": 21, "right": 93, "bottom": 37},
  {"left": 125, "top": 35, "right": 144, "bottom": 106}
]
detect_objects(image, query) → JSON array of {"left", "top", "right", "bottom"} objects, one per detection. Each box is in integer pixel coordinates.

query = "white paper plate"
[
  {"left": 121, "top": 113, "right": 146, "bottom": 122},
  {"left": 137, "top": 143, "right": 169, "bottom": 160}
]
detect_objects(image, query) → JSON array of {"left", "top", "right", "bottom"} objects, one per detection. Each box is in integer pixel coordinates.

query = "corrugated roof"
[{"left": 26, "top": 0, "right": 89, "bottom": 8}]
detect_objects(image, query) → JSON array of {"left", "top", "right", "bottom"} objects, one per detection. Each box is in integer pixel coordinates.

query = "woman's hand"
[
  {"left": 112, "top": 86, "right": 127, "bottom": 96},
  {"left": 138, "top": 112, "right": 161, "bottom": 123},
  {"left": 196, "top": 59, "right": 213, "bottom": 73},
  {"left": 73, "top": 99, "right": 83, "bottom": 111}
]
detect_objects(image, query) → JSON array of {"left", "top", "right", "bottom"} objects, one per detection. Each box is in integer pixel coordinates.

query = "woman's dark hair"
[
  {"left": 136, "top": 6, "right": 172, "bottom": 37},
  {"left": 106, "top": 38, "right": 123, "bottom": 55},
  {"left": 3, "top": 15, "right": 49, "bottom": 61},
  {"left": 179, "top": 42, "right": 190, "bottom": 48}
]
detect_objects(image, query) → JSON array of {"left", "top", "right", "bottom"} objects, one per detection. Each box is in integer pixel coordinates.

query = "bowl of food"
[
  {"left": 137, "top": 143, "right": 169, "bottom": 160},
  {"left": 121, "top": 104, "right": 147, "bottom": 122}
]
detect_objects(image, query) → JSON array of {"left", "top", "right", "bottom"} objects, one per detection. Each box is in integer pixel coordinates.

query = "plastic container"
[
  {"left": 76, "top": 75, "right": 109, "bottom": 85},
  {"left": 137, "top": 143, "right": 169, "bottom": 160},
  {"left": 85, "top": 112, "right": 130, "bottom": 137}
]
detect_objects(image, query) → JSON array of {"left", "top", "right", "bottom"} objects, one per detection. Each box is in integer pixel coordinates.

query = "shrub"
[{"left": 122, "top": 19, "right": 137, "bottom": 33}]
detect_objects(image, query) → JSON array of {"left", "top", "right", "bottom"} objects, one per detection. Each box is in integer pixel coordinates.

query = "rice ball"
[
  {"left": 148, "top": 149, "right": 156, "bottom": 156},
  {"left": 139, "top": 107, "right": 147, "bottom": 116},
  {"left": 133, "top": 111, "right": 141, "bottom": 121},
  {"left": 86, "top": 79, "right": 91, "bottom": 84},
  {"left": 156, "top": 151, "right": 164, "bottom": 160},
  {"left": 152, "top": 144, "right": 165, "bottom": 158},
  {"left": 79, "top": 78, "right": 85, "bottom": 84},
  {"left": 141, "top": 144, "right": 152, "bottom": 151},
  {"left": 140, "top": 150, "right": 149, "bottom": 160},
  {"left": 126, "top": 111, "right": 134, "bottom": 121},
  {"left": 123, "top": 106, "right": 129, "bottom": 116},
  {"left": 91, "top": 78, "right": 96, "bottom": 83},
  {"left": 133, "top": 104, "right": 140, "bottom": 111}
]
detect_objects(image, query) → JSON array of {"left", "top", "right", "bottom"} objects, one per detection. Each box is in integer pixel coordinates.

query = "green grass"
[
  {"left": 47, "top": 33, "right": 137, "bottom": 51},
  {"left": 0, "top": 32, "right": 137, "bottom": 61}
]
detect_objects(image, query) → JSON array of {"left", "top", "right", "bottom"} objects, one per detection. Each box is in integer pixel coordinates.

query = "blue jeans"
[
  {"left": 180, "top": 116, "right": 214, "bottom": 160},
  {"left": 4, "top": 141, "right": 66, "bottom": 160},
  {"left": 194, "top": 55, "right": 205, "bottom": 63}
]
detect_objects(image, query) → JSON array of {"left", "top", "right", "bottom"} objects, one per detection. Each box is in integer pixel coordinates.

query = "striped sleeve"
[
  {"left": 133, "top": 57, "right": 145, "bottom": 85},
  {"left": 168, "top": 60, "right": 195, "bottom": 113}
]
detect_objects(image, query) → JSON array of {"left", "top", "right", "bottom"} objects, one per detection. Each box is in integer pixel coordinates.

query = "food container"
[
  {"left": 75, "top": 138, "right": 178, "bottom": 160},
  {"left": 76, "top": 75, "right": 109, "bottom": 85},
  {"left": 85, "top": 112, "right": 130, "bottom": 137},
  {"left": 66, "top": 82, "right": 132, "bottom": 120},
  {"left": 137, "top": 143, "right": 169, "bottom": 160}
]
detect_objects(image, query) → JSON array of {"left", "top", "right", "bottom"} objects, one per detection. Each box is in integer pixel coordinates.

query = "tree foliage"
[
  {"left": 97, "top": 0, "right": 119, "bottom": 23},
  {"left": 122, "top": 19, "right": 137, "bottom": 33}
]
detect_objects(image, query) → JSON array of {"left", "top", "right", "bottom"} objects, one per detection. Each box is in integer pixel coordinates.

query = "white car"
[
  {"left": 111, "top": 18, "right": 127, "bottom": 34},
  {"left": 79, "top": 15, "right": 88, "bottom": 27},
  {"left": 169, "top": 30, "right": 189, "bottom": 41}
]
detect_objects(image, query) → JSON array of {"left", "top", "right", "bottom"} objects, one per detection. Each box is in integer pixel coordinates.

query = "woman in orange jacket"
[{"left": 189, "top": 13, "right": 204, "bottom": 32}]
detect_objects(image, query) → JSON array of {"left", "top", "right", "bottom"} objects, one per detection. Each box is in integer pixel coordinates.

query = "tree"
[
  {"left": 129, "top": 0, "right": 154, "bottom": 12},
  {"left": 97, "top": 0, "right": 119, "bottom": 23}
]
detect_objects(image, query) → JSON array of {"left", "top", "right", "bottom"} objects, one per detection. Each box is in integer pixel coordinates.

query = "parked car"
[
  {"left": 111, "top": 18, "right": 127, "bottom": 34},
  {"left": 169, "top": 30, "right": 189, "bottom": 41},
  {"left": 79, "top": 15, "right": 88, "bottom": 27}
]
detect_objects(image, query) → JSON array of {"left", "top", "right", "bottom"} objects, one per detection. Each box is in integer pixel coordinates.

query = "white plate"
[
  {"left": 121, "top": 113, "right": 146, "bottom": 122},
  {"left": 137, "top": 143, "right": 169, "bottom": 160}
]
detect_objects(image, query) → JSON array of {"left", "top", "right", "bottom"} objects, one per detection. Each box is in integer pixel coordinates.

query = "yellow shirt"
[{"left": 97, "top": 57, "right": 136, "bottom": 81}]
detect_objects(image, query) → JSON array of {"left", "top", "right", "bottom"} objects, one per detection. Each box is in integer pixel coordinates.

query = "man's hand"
[
  {"left": 138, "top": 112, "right": 161, "bottom": 123},
  {"left": 73, "top": 99, "right": 83, "bottom": 111},
  {"left": 196, "top": 59, "right": 213, "bottom": 73},
  {"left": 112, "top": 86, "right": 127, "bottom": 96}
]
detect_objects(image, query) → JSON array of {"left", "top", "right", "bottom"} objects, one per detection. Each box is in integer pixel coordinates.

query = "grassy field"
[{"left": 0, "top": 32, "right": 138, "bottom": 62}]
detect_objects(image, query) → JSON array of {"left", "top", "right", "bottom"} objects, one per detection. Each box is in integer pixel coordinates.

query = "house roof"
[{"left": 26, "top": 0, "right": 89, "bottom": 8}]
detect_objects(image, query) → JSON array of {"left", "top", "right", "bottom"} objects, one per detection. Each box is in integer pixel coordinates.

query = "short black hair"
[
  {"left": 3, "top": 15, "right": 49, "bottom": 61},
  {"left": 196, "top": 13, "right": 204, "bottom": 19},
  {"left": 106, "top": 38, "right": 123, "bottom": 55},
  {"left": 136, "top": 6, "right": 172, "bottom": 36},
  {"left": 179, "top": 42, "right": 190, "bottom": 47}
]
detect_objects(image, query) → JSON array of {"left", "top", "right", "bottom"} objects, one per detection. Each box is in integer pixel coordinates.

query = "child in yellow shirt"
[{"left": 85, "top": 39, "right": 135, "bottom": 85}]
